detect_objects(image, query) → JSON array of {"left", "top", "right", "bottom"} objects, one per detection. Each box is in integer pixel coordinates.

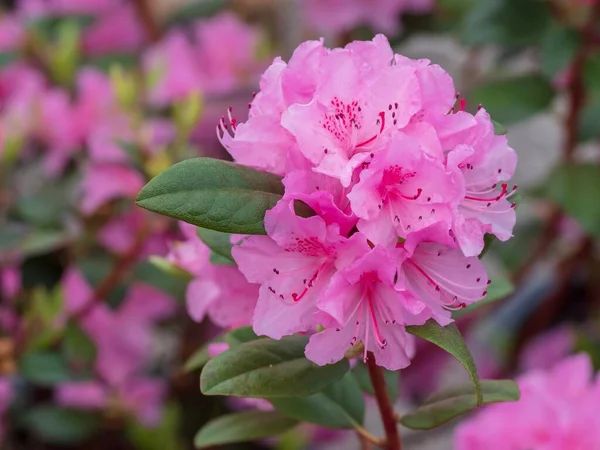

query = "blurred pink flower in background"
[
  {"left": 144, "top": 11, "right": 262, "bottom": 106},
  {"left": 454, "top": 354, "right": 600, "bottom": 450},
  {"left": 79, "top": 163, "right": 144, "bottom": 215},
  {"left": 0, "top": 16, "right": 25, "bottom": 53},
  {"left": 56, "top": 377, "right": 166, "bottom": 427},
  {"left": 519, "top": 326, "right": 575, "bottom": 372},
  {"left": 303, "top": 0, "right": 435, "bottom": 36}
]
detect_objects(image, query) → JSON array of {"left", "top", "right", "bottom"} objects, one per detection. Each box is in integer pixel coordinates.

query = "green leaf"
[
  {"left": 546, "top": 164, "right": 600, "bottom": 238},
  {"left": 541, "top": 24, "right": 580, "bottom": 80},
  {"left": 0, "top": 51, "right": 19, "bottom": 68},
  {"left": 23, "top": 406, "right": 99, "bottom": 444},
  {"left": 133, "top": 260, "right": 188, "bottom": 300},
  {"left": 226, "top": 326, "right": 261, "bottom": 347},
  {"left": 453, "top": 276, "right": 514, "bottom": 318},
  {"left": 196, "top": 227, "right": 234, "bottom": 262},
  {"left": 352, "top": 362, "right": 399, "bottom": 401},
  {"left": 137, "top": 158, "right": 285, "bottom": 235},
  {"left": 270, "top": 372, "right": 365, "bottom": 429},
  {"left": 85, "top": 52, "right": 138, "bottom": 72},
  {"left": 200, "top": 336, "right": 350, "bottom": 398},
  {"left": 462, "top": 0, "right": 551, "bottom": 47},
  {"left": 62, "top": 322, "right": 96, "bottom": 366},
  {"left": 407, "top": 321, "right": 482, "bottom": 405},
  {"left": 194, "top": 411, "right": 297, "bottom": 449},
  {"left": 19, "top": 351, "right": 71, "bottom": 386},
  {"left": 184, "top": 345, "right": 211, "bottom": 373},
  {"left": 400, "top": 380, "right": 520, "bottom": 430},
  {"left": 469, "top": 75, "right": 555, "bottom": 125},
  {"left": 584, "top": 52, "right": 600, "bottom": 99}
]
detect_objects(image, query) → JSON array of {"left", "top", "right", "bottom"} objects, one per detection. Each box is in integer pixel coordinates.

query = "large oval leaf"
[
  {"left": 270, "top": 371, "right": 365, "bottom": 429},
  {"left": 200, "top": 336, "right": 349, "bottom": 398},
  {"left": 136, "top": 158, "right": 284, "bottom": 235},
  {"left": 400, "top": 380, "right": 520, "bottom": 430},
  {"left": 196, "top": 227, "right": 234, "bottom": 262},
  {"left": 194, "top": 411, "right": 297, "bottom": 449},
  {"left": 407, "top": 321, "right": 482, "bottom": 405}
]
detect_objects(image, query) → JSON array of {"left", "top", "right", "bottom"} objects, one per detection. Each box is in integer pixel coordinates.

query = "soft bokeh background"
[{"left": 1, "top": 0, "right": 600, "bottom": 449}]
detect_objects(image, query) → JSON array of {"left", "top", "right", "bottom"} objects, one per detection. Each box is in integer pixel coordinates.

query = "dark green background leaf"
[
  {"left": 194, "top": 411, "right": 297, "bottom": 449},
  {"left": 469, "top": 75, "right": 554, "bottom": 125},
  {"left": 400, "top": 380, "right": 520, "bottom": 430},
  {"left": 546, "top": 164, "right": 600, "bottom": 238},
  {"left": 24, "top": 406, "right": 99, "bottom": 444},
  {"left": 196, "top": 227, "right": 234, "bottom": 262}
]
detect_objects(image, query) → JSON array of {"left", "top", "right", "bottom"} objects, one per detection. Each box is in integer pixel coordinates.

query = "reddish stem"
[{"left": 366, "top": 352, "right": 401, "bottom": 450}]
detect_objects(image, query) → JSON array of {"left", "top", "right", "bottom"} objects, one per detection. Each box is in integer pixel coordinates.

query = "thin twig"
[
  {"left": 74, "top": 223, "right": 149, "bottom": 321},
  {"left": 132, "top": 0, "right": 162, "bottom": 43},
  {"left": 366, "top": 352, "right": 401, "bottom": 450}
]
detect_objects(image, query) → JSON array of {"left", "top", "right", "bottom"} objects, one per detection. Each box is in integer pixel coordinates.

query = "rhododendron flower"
[
  {"left": 305, "top": 246, "right": 419, "bottom": 370},
  {"left": 397, "top": 224, "right": 489, "bottom": 325},
  {"left": 233, "top": 200, "right": 370, "bottom": 339},
  {"left": 348, "top": 132, "right": 458, "bottom": 245},
  {"left": 446, "top": 109, "right": 518, "bottom": 257},
  {"left": 454, "top": 354, "right": 600, "bottom": 450},
  {"left": 220, "top": 35, "right": 516, "bottom": 369}
]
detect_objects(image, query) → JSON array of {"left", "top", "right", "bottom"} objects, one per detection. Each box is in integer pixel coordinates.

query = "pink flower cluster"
[
  {"left": 216, "top": 35, "right": 517, "bottom": 370},
  {"left": 303, "top": 0, "right": 435, "bottom": 36},
  {"left": 455, "top": 354, "right": 600, "bottom": 450}
]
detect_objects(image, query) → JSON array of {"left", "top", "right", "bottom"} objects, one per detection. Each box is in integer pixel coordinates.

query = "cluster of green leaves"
[{"left": 137, "top": 157, "right": 520, "bottom": 447}]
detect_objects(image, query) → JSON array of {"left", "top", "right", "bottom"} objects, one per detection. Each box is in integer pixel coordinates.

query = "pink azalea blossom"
[
  {"left": 396, "top": 224, "right": 489, "bottom": 325},
  {"left": 303, "top": 0, "right": 434, "bottom": 36},
  {"left": 446, "top": 108, "right": 518, "bottom": 256},
  {"left": 519, "top": 326, "right": 575, "bottom": 373},
  {"left": 233, "top": 200, "right": 370, "bottom": 339},
  {"left": 348, "top": 132, "right": 458, "bottom": 246},
  {"left": 144, "top": 12, "right": 262, "bottom": 105},
  {"left": 82, "top": 4, "right": 146, "bottom": 56},
  {"left": 305, "top": 246, "right": 420, "bottom": 370},
  {"left": 454, "top": 354, "right": 600, "bottom": 450},
  {"left": 80, "top": 163, "right": 144, "bottom": 215}
]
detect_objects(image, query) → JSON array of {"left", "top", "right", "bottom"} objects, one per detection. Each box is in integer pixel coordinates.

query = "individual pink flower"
[
  {"left": 396, "top": 224, "right": 489, "bottom": 325},
  {"left": 348, "top": 132, "right": 459, "bottom": 246},
  {"left": 193, "top": 12, "right": 261, "bottom": 95},
  {"left": 454, "top": 354, "right": 600, "bottom": 450},
  {"left": 282, "top": 170, "right": 357, "bottom": 236},
  {"left": 305, "top": 246, "right": 422, "bottom": 370},
  {"left": 80, "top": 163, "right": 144, "bottom": 215},
  {"left": 281, "top": 43, "right": 421, "bottom": 186},
  {"left": 82, "top": 4, "right": 146, "bottom": 56},
  {"left": 519, "top": 326, "right": 575, "bottom": 373},
  {"left": 303, "top": 0, "right": 434, "bottom": 36},
  {"left": 1, "top": 267, "right": 20, "bottom": 301},
  {"left": 233, "top": 200, "right": 370, "bottom": 339},
  {"left": 55, "top": 381, "right": 108, "bottom": 410},
  {"left": 446, "top": 108, "right": 518, "bottom": 257}
]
